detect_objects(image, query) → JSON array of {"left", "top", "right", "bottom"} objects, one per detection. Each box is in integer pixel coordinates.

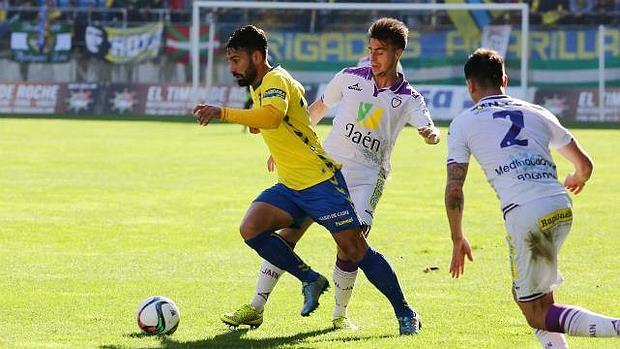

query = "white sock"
[
  {"left": 534, "top": 329, "right": 568, "bottom": 349},
  {"left": 332, "top": 265, "right": 358, "bottom": 319},
  {"left": 250, "top": 259, "right": 283, "bottom": 312},
  {"left": 561, "top": 307, "right": 620, "bottom": 337}
]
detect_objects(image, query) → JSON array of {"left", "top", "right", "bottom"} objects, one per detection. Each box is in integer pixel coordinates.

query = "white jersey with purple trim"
[
  {"left": 321, "top": 66, "right": 433, "bottom": 179},
  {"left": 447, "top": 95, "right": 574, "bottom": 215}
]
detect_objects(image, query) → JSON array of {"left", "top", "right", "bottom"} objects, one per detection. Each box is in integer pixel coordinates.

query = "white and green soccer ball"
[{"left": 136, "top": 296, "right": 180, "bottom": 335}]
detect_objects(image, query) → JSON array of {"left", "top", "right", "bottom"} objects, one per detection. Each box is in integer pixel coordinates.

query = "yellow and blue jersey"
[{"left": 250, "top": 66, "right": 340, "bottom": 190}]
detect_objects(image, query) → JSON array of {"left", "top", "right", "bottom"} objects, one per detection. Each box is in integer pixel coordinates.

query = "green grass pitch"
[{"left": 1, "top": 118, "right": 619, "bottom": 348}]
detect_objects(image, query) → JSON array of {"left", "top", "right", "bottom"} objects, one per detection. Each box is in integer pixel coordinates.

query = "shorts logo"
[
  {"left": 537, "top": 208, "right": 572, "bottom": 232},
  {"left": 263, "top": 88, "right": 286, "bottom": 100},
  {"left": 335, "top": 218, "right": 354, "bottom": 227},
  {"left": 357, "top": 102, "right": 383, "bottom": 129},
  {"left": 391, "top": 97, "right": 402, "bottom": 108},
  {"left": 318, "top": 210, "right": 349, "bottom": 221},
  {"left": 348, "top": 83, "right": 362, "bottom": 91}
]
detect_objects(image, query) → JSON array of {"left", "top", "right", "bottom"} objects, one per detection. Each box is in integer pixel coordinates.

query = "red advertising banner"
[
  {"left": 534, "top": 88, "right": 620, "bottom": 122},
  {"left": 0, "top": 82, "right": 65, "bottom": 114}
]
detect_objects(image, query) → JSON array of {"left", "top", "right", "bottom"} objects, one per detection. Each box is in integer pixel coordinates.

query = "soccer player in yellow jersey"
[{"left": 193, "top": 25, "right": 420, "bottom": 335}]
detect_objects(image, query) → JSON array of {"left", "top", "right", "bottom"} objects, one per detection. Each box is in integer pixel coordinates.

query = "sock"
[
  {"left": 332, "top": 258, "right": 358, "bottom": 319},
  {"left": 245, "top": 231, "right": 318, "bottom": 283},
  {"left": 534, "top": 329, "right": 568, "bottom": 349},
  {"left": 357, "top": 246, "right": 412, "bottom": 318},
  {"left": 545, "top": 304, "right": 620, "bottom": 337},
  {"left": 250, "top": 259, "right": 284, "bottom": 312}
]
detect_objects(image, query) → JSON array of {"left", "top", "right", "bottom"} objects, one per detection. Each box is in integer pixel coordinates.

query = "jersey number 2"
[{"left": 492, "top": 111, "right": 528, "bottom": 148}]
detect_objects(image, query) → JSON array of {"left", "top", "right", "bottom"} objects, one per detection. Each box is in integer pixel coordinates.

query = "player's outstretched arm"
[
  {"left": 557, "top": 139, "right": 594, "bottom": 195},
  {"left": 445, "top": 162, "right": 473, "bottom": 278},
  {"left": 193, "top": 103, "right": 284, "bottom": 129},
  {"left": 193, "top": 104, "right": 220, "bottom": 126},
  {"left": 308, "top": 99, "right": 329, "bottom": 126}
]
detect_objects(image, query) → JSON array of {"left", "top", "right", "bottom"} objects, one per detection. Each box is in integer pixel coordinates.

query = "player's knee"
[
  {"left": 516, "top": 298, "right": 550, "bottom": 330},
  {"left": 239, "top": 221, "right": 261, "bottom": 240},
  {"left": 523, "top": 312, "right": 546, "bottom": 330},
  {"left": 340, "top": 240, "right": 367, "bottom": 262},
  {"left": 339, "top": 245, "right": 364, "bottom": 262}
]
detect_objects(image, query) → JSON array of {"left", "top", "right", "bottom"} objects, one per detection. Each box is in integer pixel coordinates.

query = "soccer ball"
[{"left": 136, "top": 296, "right": 180, "bottom": 335}]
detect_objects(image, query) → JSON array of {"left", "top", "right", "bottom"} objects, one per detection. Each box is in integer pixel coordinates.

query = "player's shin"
[
  {"left": 245, "top": 231, "right": 319, "bottom": 283},
  {"left": 357, "top": 246, "right": 413, "bottom": 318},
  {"left": 251, "top": 259, "right": 285, "bottom": 311},
  {"left": 332, "top": 258, "right": 359, "bottom": 319},
  {"left": 545, "top": 304, "right": 620, "bottom": 337}
]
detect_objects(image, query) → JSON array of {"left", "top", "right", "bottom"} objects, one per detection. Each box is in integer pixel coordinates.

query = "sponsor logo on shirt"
[
  {"left": 347, "top": 83, "right": 363, "bottom": 91},
  {"left": 263, "top": 88, "right": 286, "bottom": 100},
  {"left": 494, "top": 153, "right": 558, "bottom": 182},
  {"left": 345, "top": 123, "right": 381, "bottom": 152},
  {"left": 357, "top": 102, "right": 383, "bottom": 129}
]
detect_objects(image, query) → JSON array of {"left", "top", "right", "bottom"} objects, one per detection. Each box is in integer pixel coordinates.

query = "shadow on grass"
[
  {"left": 102, "top": 327, "right": 396, "bottom": 349},
  {"left": 160, "top": 327, "right": 333, "bottom": 348}
]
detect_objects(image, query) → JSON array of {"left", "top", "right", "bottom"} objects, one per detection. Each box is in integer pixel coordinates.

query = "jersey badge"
[{"left": 391, "top": 97, "right": 402, "bottom": 108}]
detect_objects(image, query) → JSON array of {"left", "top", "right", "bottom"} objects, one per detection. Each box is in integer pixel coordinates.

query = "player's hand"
[
  {"left": 418, "top": 125, "right": 440, "bottom": 145},
  {"left": 266, "top": 155, "right": 276, "bottom": 172},
  {"left": 192, "top": 104, "right": 221, "bottom": 126},
  {"left": 450, "top": 237, "right": 473, "bottom": 278},
  {"left": 564, "top": 172, "right": 587, "bottom": 195}
]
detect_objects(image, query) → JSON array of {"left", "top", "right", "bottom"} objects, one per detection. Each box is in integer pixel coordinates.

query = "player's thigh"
[
  {"left": 505, "top": 195, "right": 572, "bottom": 302},
  {"left": 241, "top": 184, "right": 305, "bottom": 239},
  {"left": 343, "top": 166, "right": 386, "bottom": 233},
  {"left": 279, "top": 217, "right": 314, "bottom": 245},
  {"left": 349, "top": 183, "right": 379, "bottom": 232}
]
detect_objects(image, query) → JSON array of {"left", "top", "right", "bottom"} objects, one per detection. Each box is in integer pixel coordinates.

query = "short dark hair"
[
  {"left": 464, "top": 48, "right": 505, "bottom": 89},
  {"left": 226, "top": 25, "right": 268, "bottom": 57},
  {"left": 368, "top": 17, "right": 408, "bottom": 50}
]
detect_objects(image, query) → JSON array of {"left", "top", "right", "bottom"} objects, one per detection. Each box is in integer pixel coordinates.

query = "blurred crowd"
[{"left": 0, "top": 0, "right": 619, "bottom": 30}]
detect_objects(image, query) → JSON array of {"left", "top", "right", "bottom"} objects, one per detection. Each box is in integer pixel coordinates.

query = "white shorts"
[
  {"left": 504, "top": 195, "right": 572, "bottom": 302},
  {"left": 341, "top": 166, "right": 386, "bottom": 227}
]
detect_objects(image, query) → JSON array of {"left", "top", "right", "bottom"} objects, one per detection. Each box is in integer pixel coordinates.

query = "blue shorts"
[{"left": 254, "top": 170, "right": 362, "bottom": 233}]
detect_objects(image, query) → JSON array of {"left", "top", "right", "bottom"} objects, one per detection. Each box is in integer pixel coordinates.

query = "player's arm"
[
  {"left": 542, "top": 108, "right": 594, "bottom": 195},
  {"left": 407, "top": 96, "right": 440, "bottom": 144},
  {"left": 192, "top": 104, "right": 284, "bottom": 129},
  {"left": 417, "top": 125, "right": 440, "bottom": 145},
  {"left": 308, "top": 98, "right": 329, "bottom": 126},
  {"left": 556, "top": 139, "right": 593, "bottom": 195},
  {"left": 445, "top": 162, "right": 473, "bottom": 278},
  {"left": 311, "top": 69, "right": 348, "bottom": 126}
]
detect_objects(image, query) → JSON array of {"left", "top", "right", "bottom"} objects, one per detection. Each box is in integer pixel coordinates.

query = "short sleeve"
[
  {"left": 447, "top": 117, "right": 471, "bottom": 165},
  {"left": 321, "top": 70, "right": 346, "bottom": 108},
  {"left": 541, "top": 109, "right": 573, "bottom": 149},
  {"left": 261, "top": 72, "right": 289, "bottom": 115},
  {"left": 405, "top": 94, "right": 434, "bottom": 128}
]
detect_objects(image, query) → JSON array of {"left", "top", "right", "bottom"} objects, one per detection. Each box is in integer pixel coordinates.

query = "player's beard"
[{"left": 235, "top": 61, "right": 258, "bottom": 87}]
